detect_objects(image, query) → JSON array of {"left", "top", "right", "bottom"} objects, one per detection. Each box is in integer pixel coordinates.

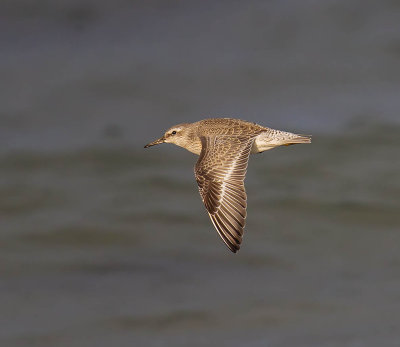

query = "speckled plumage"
[{"left": 144, "top": 118, "right": 311, "bottom": 253}]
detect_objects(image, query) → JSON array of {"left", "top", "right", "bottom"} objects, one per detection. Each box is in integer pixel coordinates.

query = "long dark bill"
[{"left": 144, "top": 137, "right": 165, "bottom": 148}]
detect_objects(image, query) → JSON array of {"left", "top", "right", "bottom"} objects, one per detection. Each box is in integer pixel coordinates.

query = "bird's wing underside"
[{"left": 195, "top": 135, "right": 255, "bottom": 253}]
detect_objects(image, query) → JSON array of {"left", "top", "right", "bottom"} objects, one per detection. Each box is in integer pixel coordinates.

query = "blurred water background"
[{"left": 1, "top": 1, "right": 400, "bottom": 346}]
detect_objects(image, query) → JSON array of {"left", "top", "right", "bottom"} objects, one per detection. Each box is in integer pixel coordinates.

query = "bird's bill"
[{"left": 144, "top": 136, "right": 165, "bottom": 148}]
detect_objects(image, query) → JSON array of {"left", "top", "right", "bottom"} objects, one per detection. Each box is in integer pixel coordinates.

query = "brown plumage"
[{"left": 144, "top": 118, "right": 311, "bottom": 253}]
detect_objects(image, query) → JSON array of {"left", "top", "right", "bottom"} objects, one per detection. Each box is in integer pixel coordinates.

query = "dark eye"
[{"left": 171, "top": 131, "right": 177, "bottom": 135}]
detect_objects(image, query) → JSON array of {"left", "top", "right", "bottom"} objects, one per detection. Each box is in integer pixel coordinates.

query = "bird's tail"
[
  {"left": 283, "top": 133, "right": 312, "bottom": 145},
  {"left": 253, "top": 130, "right": 311, "bottom": 153}
]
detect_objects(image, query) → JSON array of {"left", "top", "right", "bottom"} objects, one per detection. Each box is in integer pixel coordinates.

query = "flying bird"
[{"left": 145, "top": 118, "right": 311, "bottom": 253}]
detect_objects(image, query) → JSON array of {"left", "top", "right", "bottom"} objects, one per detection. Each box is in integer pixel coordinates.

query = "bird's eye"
[{"left": 171, "top": 131, "right": 177, "bottom": 135}]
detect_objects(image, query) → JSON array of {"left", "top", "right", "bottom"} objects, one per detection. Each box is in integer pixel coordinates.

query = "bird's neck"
[
  {"left": 181, "top": 134, "right": 202, "bottom": 155},
  {"left": 174, "top": 128, "right": 202, "bottom": 155}
]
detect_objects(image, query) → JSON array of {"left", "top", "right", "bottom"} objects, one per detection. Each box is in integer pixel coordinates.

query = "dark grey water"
[{"left": 1, "top": 1, "right": 400, "bottom": 346}]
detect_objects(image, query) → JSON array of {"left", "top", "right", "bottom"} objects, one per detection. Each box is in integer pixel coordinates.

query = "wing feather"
[{"left": 195, "top": 135, "right": 255, "bottom": 253}]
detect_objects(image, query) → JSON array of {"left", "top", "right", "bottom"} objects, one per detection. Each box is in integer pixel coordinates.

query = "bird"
[{"left": 144, "top": 118, "right": 311, "bottom": 253}]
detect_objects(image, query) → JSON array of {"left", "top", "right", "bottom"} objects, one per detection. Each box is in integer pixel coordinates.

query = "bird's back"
[{"left": 195, "top": 118, "right": 267, "bottom": 138}]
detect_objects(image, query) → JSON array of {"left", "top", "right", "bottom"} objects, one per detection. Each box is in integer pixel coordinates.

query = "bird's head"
[{"left": 144, "top": 124, "right": 190, "bottom": 148}]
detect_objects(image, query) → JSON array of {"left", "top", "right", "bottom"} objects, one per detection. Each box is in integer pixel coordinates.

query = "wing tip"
[
  {"left": 224, "top": 239, "right": 240, "bottom": 253},
  {"left": 208, "top": 213, "right": 243, "bottom": 254},
  {"left": 230, "top": 246, "right": 240, "bottom": 254}
]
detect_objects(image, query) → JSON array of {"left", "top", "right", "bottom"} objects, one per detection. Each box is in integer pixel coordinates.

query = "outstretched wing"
[{"left": 195, "top": 135, "right": 255, "bottom": 253}]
